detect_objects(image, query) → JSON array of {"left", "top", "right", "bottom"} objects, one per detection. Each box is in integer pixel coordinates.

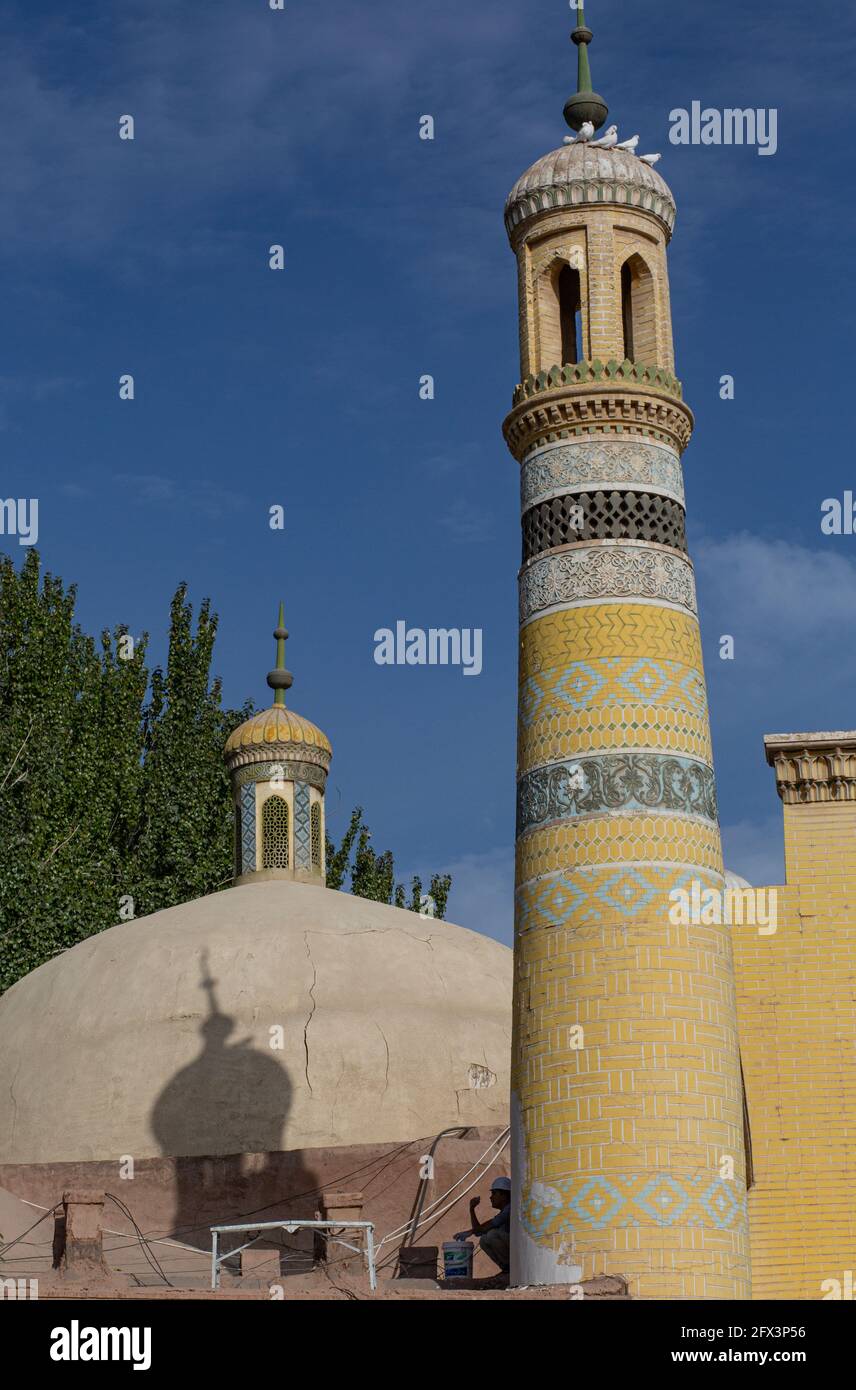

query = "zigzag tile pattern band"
[
  {"left": 521, "top": 437, "right": 685, "bottom": 510},
  {"left": 516, "top": 752, "right": 717, "bottom": 835},
  {"left": 516, "top": 819, "right": 724, "bottom": 885},
  {"left": 520, "top": 543, "right": 697, "bottom": 624},
  {"left": 520, "top": 603, "right": 703, "bottom": 667}
]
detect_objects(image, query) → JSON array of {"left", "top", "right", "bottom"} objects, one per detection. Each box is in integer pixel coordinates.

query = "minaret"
[
  {"left": 223, "top": 605, "right": 331, "bottom": 885},
  {"left": 505, "top": 9, "right": 750, "bottom": 1298}
]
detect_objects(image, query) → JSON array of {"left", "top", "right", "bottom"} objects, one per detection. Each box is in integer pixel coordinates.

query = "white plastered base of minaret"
[{"left": 510, "top": 1092, "right": 583, "bottom": 1287}]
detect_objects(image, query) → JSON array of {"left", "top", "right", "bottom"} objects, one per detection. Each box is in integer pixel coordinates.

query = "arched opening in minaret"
[
  {"left": 621, "top": 253, "right": 657, "bottom": 365},
  {"left": 558, "top": 264, "right": 582, "bottom": 365},
  {"left": 535, "top": 258, "right": 584, "bottom": 372},
  {"left": 621, "top": 262, "right": 634, "bottom": 361},
  {"left": 262, "top": 795, "right": 290, "bottom": 869}
]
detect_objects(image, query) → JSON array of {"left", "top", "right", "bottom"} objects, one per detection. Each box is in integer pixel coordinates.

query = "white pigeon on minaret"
[
  {"left": 590, "top": 124, "right": 618, "bottom": 147},
  {"left": 564, "top": 120, "right": 596, "bottom": 145},
  {"left": 579, "top": 121, "right": 595, "bottom": 142},
  {"left": 615, "top": 134, "right": 640, "bottom": 152},
  {"left": 639, "top": 153, "right": 662, "bottom": 165}
]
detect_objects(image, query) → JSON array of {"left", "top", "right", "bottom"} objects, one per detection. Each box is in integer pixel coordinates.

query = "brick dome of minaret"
[
  {"left": 506, "top": 3, "right": 676, "bottom": 243},
  {"left": 223, "top": 705, "right": 332, "bottom": 773},
  {"left": 505, "top": 143, "right": 677, "bottom": 242}
]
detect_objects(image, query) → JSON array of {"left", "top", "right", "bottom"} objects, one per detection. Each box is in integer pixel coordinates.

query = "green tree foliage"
[
  {"left": 325, "top": 806, "right": 452, "bottom": 920},
  {"left": 130, "top": 585, "right": 250, "bottom": 916},
  {"left": 0, "top": 552, "right": 247, "bottom": 994},
  {"left": 0, "top": 551, "right": 453, "bottom": 995}
]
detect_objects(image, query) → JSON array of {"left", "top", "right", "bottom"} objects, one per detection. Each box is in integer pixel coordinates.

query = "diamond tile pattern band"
[
  {"left": 239, "top": 783, "right": 256, "bottom": 875},
  {"left": 515, "top": 861, "right": 725, "bottom": 931},
  {"left": 521, "top": 1172, "right": 748, "bottom": 1239},
  {"left": 294, "top": 781, "right": 311, "bottom": 871}
]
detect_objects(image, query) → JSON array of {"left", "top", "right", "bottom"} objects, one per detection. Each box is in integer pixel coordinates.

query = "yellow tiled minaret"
[{"left": 505, "top": 9, "right": 751, "bottom": 1298}]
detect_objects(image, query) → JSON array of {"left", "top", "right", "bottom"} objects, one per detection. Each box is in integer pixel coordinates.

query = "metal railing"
[{"left": 210, "top": 1219, "right": 377, "bottom": 1292}]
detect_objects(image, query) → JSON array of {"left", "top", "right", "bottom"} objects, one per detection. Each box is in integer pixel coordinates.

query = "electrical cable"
[
  {"left": 377, "top": 1128, "right": 510, "bottom": 1250},
  {"left": 105, "top": 1192, "right": 173, "bottom": 1287},
  {"left": 105, "top": 1193, "right": 173, "bottom": 1288},
  {"left": 0, "top": 1201, "right": 61, "bottom": 1259},
  {"left": 100, "top": 1134, "right": 427, "bottom": 1253},
  {"left": 3, "top": 1129, "right": 504, "bottom": 1289},
  {"left": 101, "top": 1136, "right": 429, "bottom": 1286},
  {"left": 400, "top": 1126, "right": 469, "bottom": 1248},
  {"left": 376, "top": 1132, "right": 510, "bottom": 1270}
]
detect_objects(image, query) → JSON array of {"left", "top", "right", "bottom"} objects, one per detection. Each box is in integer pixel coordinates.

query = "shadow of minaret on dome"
[
  {"left": 150, "top": 949, "right": 320, "bottom": 1272},
  {"left": 151, "top": 950, "right": 293, "bottom": 1160}
]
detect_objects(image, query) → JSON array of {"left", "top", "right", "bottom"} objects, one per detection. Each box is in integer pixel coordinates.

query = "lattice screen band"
[{"left": 522, "top": 489, "right": 687, "bottom": 562}]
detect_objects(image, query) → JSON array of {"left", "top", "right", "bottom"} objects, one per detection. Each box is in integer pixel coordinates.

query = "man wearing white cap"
[{"left": 453, "top": 1176, "right": 511, "bottom": 1277}]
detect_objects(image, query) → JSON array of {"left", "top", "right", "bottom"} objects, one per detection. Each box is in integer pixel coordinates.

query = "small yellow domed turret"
[
  {"left": 224, "top": 705, "right": 332, "bottom": 771},
  {"left": 224, "top": 605, "right": 331, "bottom": 886}
]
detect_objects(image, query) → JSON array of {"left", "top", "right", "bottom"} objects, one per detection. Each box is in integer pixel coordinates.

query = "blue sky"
[{"left": 2, "top": 0, "right": 854, "bottom": 943}]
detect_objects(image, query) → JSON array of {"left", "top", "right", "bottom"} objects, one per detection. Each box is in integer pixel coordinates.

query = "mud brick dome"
[
  {"left": 0, "top": 608, "right": 512, "bottom": 1170},
  {"left": 0, "top": 881, "right": 511, "bottom": 1164}
]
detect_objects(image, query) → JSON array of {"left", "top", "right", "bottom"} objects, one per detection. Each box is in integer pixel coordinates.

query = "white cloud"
[
  {"left": 440, "top": 498, "right": 495, "bottom": 545},
  {"left": 0, "top": 0, "right": 534, "bottom": 267},
  {"left": 697, "top": 532, "right": 856, "bottom": 642},
  {"left": 720, "top": 815, "right": 785, "bottom": 889},
  {"left": 115, "top": 474, "right": 247, "bottom": 519},
  {"left": 696, "top": 532, "right": 856, "bottom": 701},
  {"left": 442, "top": 846, "right": 514, "bottom": 946}
]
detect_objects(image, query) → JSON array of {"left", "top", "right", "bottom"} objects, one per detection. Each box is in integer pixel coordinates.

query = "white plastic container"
[{"left": 442, "top": 1240, "right": 474, "bottom": 1279}]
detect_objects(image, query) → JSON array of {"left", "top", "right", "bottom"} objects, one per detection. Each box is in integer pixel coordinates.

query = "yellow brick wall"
[{"left": 733, "top": 800, "right": 856, "bottom": 1300}]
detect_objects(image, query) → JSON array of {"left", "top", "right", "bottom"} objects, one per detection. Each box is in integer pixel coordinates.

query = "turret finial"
[
  {"left": 564, "top": 2, "right": 609, "bottom": 133},
  {"left": 266, "top": 601, "right": 293, "bottom": 707}
]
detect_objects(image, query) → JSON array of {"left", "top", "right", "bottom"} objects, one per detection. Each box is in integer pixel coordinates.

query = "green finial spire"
[
  {"left": 576, "top": 3, "right": 593, "bottom": 93},
  {"left": 564, "top": 2, "right": 609, "bottom": 134},
  {"left": 266, "top": 601, "right": 293, "bottom": 707}
]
